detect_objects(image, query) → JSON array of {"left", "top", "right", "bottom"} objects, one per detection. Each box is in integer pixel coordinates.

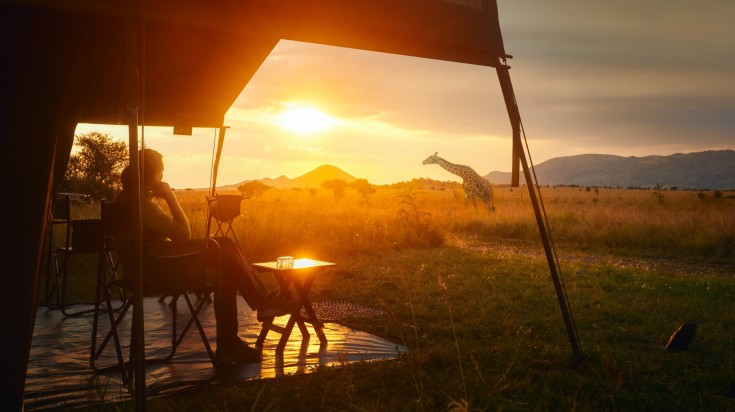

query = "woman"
[{"left": 115, "top": 148, "right": 297, "bottom": 364}]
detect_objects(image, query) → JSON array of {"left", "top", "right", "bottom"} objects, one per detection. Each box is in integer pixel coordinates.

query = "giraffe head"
[{"left": 422, "top": 152, "right": 440, "bottom": 165}]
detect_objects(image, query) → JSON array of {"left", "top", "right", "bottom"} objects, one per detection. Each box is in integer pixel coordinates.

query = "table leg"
[
  {"left": 255, "top": 265, "right": 332, "bottom": 351},
  {"left": 276, "top": 315, "right": 297, "bottom": 352},
  {"left": 255, "top": 318, "right": 273, "bottom": 348},
  {"left": 292, "top": 273, "right": 328, "bottom": 345}
]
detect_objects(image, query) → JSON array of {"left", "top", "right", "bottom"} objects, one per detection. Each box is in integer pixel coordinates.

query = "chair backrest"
[
  {"left": 144, "top": 239, "right": 217, "bottom": 293},
  {"left": 101, "top": 200, "right": 218, "bottom": 294},
  {"left": 52, "top": 194, "right": 71, "bottom": 222},
  {"left": 51, "top": 194, "right": 72, "bottom": 248},
  {"left": 69, "top": 219, "right": 104, "bottom": 253},
  {"left": 101, "top": 200, "right": 131, "bottom": 236}
]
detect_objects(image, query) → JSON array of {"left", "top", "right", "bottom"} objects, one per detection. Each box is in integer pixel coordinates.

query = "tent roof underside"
[{"left": 12, "top": 0, "right": 507, "bottom": 127}]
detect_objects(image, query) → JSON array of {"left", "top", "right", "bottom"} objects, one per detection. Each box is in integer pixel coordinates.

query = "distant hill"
[
  {"left": 225, "top": 164, "right": 357, "bottom": 190},
  {"left": 485, "top": 150, "right": 735, "bottom": 189}
]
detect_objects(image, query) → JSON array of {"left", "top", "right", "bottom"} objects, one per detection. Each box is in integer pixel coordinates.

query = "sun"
[{"left": 278, "top": 105, "right": 334, "bottom": 134}]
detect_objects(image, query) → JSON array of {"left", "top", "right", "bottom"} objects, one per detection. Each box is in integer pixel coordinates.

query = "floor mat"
[{"left": 24, "top": 296, "right": 406, "bottom": 410}]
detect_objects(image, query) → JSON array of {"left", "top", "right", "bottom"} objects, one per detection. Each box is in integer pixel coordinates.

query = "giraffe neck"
[{"left": 435, "top": 157, "right": 473, "bottom": 180}]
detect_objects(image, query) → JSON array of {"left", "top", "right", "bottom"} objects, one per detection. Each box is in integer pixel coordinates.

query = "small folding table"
[{"left": 252, "top": 258, "right": 336, "bottom": 352}]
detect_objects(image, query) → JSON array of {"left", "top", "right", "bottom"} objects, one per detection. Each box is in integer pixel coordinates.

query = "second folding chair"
[{"left": 46, "top": 194, "right": 122, "bottom": 317}]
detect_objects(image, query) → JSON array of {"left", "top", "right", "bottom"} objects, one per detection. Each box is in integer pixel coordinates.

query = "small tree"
[
  {"left": 237, "top": 181, "right": 273, "bottom": 199},
  {"left": 62, "top": 131, "right": 128, "bottom": 199},
  {"left": 351, "top": 178, "right": 376, "bottom": 199},
  {"left": 652, "top": 183, "right": 665, "bottom": 203},
  {"left": 321, "top": 179, "right": 348, "bottom": 200}
]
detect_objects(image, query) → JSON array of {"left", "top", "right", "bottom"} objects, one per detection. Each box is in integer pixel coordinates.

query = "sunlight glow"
[{"left": 278, "top": 106, "right": 334, "bottom": 134}]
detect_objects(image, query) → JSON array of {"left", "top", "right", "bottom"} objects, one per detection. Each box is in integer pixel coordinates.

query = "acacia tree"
[
  {"left": 62, "top": 131, "right": 128, "bottom": 199},
  {"left": 350, "top": 178, "right": 376, "bottom": 199},
  {"left": 237, "top": 181, "right": 273, "bottom": 198},
  {"left": 321, "top": 178, "right": 348, "bottom": 200}
]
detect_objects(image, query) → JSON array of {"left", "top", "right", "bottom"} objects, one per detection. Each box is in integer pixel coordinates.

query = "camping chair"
[
  {"left": 46, "top": 195, "right": 121, "bottom": 317},
  {"left": 206, "top": 194, "right": 247, "bottom": 248},
  {"left": 44, "top": 193, "right": 71, "bottom": 308},
  {"left": 157, "top": 193, "right": 245, "bottom": 307},
  {"left": 90, "top": 201, "right": 221, "bottom": 390},
  {"left": 155, "top": 193, "right": 246, "bottom": 307}
]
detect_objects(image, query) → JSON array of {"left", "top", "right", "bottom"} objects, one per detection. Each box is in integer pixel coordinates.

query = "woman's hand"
[{"left": 150, "top": 180, "right": 174, "bottom": 199}]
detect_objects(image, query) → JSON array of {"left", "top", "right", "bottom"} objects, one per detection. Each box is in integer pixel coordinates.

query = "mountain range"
[
  {"left": 219, "top": 150, "right": 734, "bottom": 191},
  {"left": 485, "top": 150, "right": 735, "bottom": 189}
]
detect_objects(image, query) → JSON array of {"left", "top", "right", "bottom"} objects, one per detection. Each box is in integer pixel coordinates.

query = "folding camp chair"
[
  {"left": 90, "top": 201, "right": 221, "bottom": 390},
  {"left": 44, "top": 193, "right": 71, "bottom": 308},
  {"left": 46, "top": 195, "right": 121, "bottom": 317},
  {"left": 206, "top": 194, "right": 247, "bottom": 248},
  {"left": 157, "top": 193, "right": 245, "bottom": 307}
]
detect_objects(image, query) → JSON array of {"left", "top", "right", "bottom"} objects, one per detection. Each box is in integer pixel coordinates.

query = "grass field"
[{"left": 43, "top": 183, "right": 735, "bottom": 411}]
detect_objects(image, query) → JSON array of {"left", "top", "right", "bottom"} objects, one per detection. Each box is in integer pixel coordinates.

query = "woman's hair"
[{"left": 120, "top": 148, "right": 164, "bottom": 191}]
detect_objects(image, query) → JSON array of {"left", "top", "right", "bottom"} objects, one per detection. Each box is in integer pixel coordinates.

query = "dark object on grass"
[{"left": 665, "top": 322, "right": 697, "bottom": 352}]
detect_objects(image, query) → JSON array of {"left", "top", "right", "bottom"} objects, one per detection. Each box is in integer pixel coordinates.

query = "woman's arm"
[{"left": 146, "top": 181, "right": 191, "bottom": 241}]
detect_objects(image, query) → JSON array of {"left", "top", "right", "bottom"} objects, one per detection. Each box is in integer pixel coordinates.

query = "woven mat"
[{"left": 305, "top": 300, "right": 386, "bottom": 322}]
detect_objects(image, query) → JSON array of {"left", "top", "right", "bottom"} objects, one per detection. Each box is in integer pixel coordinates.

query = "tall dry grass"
[
  {"left": 174, "top": 184, "right": 734, "bottom": 262},
  {"left": 49, "top": 184, "right": 732, "bottom": 305}
]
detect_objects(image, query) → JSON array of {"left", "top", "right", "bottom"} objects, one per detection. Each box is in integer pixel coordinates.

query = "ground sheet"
[{"left": 24, "top": 296, "right": 405, "bottom": 410}]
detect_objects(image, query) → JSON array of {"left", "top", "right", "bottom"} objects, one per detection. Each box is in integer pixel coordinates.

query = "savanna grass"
[{"left": 44, "top": 185, "right": 735, "bottom": 411}]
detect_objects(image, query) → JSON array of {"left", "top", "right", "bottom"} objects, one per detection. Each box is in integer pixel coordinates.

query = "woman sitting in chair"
[{"left": 115, "top": 148, "right": 297, "bottom": 364}]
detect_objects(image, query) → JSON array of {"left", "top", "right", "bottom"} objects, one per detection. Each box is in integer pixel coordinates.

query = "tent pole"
[
  {"left": 123, "top": 18, "right": 147, "bottom": 408},
  {"left": 210, "top": 126, "right": 228, "bottom": 198},
  {"left": 206, "top": 126, "right": 228, "bottom": 238},
  {"left": 496, "top": 63, "right": 583, "bottom": 363},
  {"left": 497, "top": 65, "right": 522, "bottom": 188},
  {"left": 128, "top": 109, "right": 147, "bottom": 408}
]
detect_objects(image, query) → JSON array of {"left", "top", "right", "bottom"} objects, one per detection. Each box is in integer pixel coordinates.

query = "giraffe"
[{"left": 422, "top": 152, "right": 495, "bottom": 213}]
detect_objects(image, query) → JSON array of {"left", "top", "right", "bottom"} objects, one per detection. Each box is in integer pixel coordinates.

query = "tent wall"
[{"left": 0, "top": 6, "right": 87, "bottom": 409}]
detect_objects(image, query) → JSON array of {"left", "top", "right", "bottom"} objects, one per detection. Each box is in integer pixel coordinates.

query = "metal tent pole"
[
  {"left": 496, "top": 62, "right": 583, "bottom": 363},
  {"left": 210, "top": 126, "right": 228, "bottom": 198},
  {"left": 123, "top": 18, "right": 146, "bottom": 409},
  {"left": 127, "top": 108, "right": 147, "bottom": 408},
  {"left": 206, "top": 126, "right": 228, "bottom": 238}
]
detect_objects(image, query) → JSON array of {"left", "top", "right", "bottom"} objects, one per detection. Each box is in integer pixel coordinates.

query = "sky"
[{"left": 76, "top": 0, "right": 735, "bottom": 189}]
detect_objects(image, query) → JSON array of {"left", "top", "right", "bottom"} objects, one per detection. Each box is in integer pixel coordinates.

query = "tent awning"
[{"left": 10, "top": 0, "right": 507, "bottom": 127}]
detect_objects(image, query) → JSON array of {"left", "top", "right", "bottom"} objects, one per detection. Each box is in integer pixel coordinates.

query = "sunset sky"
[{"left": 76, "top": 0, "right": 735, "bottom": 189}]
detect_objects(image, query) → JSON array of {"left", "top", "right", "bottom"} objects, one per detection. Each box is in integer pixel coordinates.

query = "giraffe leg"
[
  {"left": 488, "top": 194, "right": 496, "bottom": 213},
  {"left": 485, "top": 199, "right": 495, "bottom": 214}
]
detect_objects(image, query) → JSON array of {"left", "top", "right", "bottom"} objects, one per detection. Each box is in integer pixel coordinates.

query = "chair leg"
[
  {"left": 60, "top": 251, "right": 103, "bottom": 317},
  {"left": 106, "top": 252, "right": 127, "bottom": 308},
  {"left": 91, "top": 286, "right": 132, "bottom": 370},
  {"left": 54, "top": 251, "right": 70, "bottom": 312},
  {"left": 89, "top": 257, "right": 109, "bottom": 370},
  {"left": 178, "top": 293, "right": 215, "bottom": 364},
  {"left": 44, "top": 230, "right": 56, "bottom": 308}
]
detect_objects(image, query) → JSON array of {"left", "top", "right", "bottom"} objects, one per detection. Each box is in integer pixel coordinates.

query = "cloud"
[{"left": 495, "top": 0, "right": 735, "bottom": 153}]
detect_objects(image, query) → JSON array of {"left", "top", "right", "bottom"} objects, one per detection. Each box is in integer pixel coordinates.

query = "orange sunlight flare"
[{"left": 278, "top": 105, "right": 334, "bottom": 134}]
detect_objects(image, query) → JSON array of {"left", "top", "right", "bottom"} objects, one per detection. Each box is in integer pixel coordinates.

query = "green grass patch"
[{"left": 74, "top": 245, "right": 735, "bottom": 411}]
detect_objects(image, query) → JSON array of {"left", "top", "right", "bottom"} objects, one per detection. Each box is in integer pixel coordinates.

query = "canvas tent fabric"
[{"left": 0, "top": 1, "right": 509, "bottom": 409}]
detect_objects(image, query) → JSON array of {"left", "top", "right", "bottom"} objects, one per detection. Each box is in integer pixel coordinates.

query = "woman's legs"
[
  {"left": 214, "top": 275, "right": 239, "bottom": 347},
  {"left": 208, "top": 237, "right": 267, "bottom": 348},
  {"left": 215, "top": 237, "right": 269, "bottom": 311},
  {"left": 210, "top": 237, "right": 296, "bottom": 349}
]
